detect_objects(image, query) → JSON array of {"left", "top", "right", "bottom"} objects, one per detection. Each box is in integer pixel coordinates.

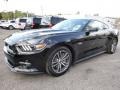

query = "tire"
[
  {"left": 8, "top": 25, "right": 14, "bottom": 30},
  {"left": 46, "top": 46, "right": 72, "bottom": 77},
  {"left": 106, "top": 37, "right": 118, "bottom": 54}
]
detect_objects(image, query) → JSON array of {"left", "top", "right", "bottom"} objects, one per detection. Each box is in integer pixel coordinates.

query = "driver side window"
[{"left": 86, "top": 20, "right": 104, "bottom": 31}]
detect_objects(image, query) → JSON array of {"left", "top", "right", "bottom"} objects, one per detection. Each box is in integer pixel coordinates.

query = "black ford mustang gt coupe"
[{"left": 4, "top": 18, "right": 119, "bottom": 76}]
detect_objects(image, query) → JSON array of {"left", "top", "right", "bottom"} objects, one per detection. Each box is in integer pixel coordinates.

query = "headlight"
[
  {"left": 35, "top": 44, "right": 46, "bottom": 50},
  {"left": 16, "top": 42, "right": 46, "bottom": 54}
]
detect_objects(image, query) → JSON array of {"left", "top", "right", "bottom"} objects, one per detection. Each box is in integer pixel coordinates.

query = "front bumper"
[
  {"left": 4, "top": 46, "right": 47, "bottom": 74},
  {"left": 5, "top": 57, "right": 43, "bottom": 74}
]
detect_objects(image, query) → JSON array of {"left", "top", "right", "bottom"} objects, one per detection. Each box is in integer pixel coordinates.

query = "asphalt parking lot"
[{"left": 0, "top": 29, "right": 120, "bottom": 90}]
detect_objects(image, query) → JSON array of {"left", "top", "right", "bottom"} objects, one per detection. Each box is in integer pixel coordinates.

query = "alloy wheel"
[{"left": 51, "top": 50, "right": 71, "bottom": 74}]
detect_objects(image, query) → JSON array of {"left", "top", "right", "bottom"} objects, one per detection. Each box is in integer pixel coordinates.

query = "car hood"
[{"left": 5, "top": 29, "right": 73, "bottom": 45}]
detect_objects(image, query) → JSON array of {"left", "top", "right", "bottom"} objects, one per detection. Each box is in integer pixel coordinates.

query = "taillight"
[
  {"left": 32, "top": 23, "right": 35, "bottom": 27},
  {"left": 49, "top": 24, "right": 53, "bottom": 27}
]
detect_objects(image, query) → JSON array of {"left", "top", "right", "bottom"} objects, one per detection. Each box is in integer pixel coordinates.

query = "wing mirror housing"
[
  {"left": 88, "top": 27, "right": 99, "bottom": 32},
  {"left": 85, "top": 27, "right": 99, "bottom": 35}
]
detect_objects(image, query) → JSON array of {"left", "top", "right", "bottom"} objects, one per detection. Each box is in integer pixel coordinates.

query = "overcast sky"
[{"left": 0, "top": 0, "right": 120, "bottom": 17}]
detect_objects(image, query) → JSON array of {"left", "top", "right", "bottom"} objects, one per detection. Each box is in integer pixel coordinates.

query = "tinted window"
[
  {"left": 1, "top": 21, "right": 5, "bottom": 22},
  {"left": 33, "top": 18, "right": 41, "bottom": 24},
  {"left": 19, "top": 19, "right": 26, "bottom": 23},
  {"left": 87, "top": 20, "right": 106, "bottom": 30},
  {"left": 51, "top": 17, "right": 58, "bottom": 25},
  {"left": 52, "top": 19, "right": 89, "bottom": 31},
  {"left": 51, "top": 17, "right": 65, "bottom": 25},
  {"left": 10, "top": 21, "right": 15, "bottom": 23}
]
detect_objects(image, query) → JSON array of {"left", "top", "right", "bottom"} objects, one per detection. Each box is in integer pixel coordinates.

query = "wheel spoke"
[
  {"left": 52, "top": 58, "right": 58, "bottom": 63},
  {"left": 61, "top": 61, "right": 66, "bottom": 67},
  {"left": 59, "top": 63, "right": 62, "bottom": 72},
  {"left": 61, "top": 53, "right": 67, "bottom": 59},
  {"left": 56, "top": 52, "right": 60, "bottom": 59},
  {"left": 59, "top": 51, "right": 62, "bottom": 59},
  {"left": 56, "top": 64, "right": 62, "bottom": 72},
  {"left": 52, "top": 62, "right": 58, "bottom": 67},
  {"left": 62, "top": 54, "right": 69, "bottom": 61}
]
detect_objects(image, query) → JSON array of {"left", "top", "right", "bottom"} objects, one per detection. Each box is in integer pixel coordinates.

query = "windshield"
[{"left": 52, "top": 19, "right": 89, "bottom": 31}]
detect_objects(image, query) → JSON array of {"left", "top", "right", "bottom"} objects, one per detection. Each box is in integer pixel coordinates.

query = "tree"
[
  {"left": 0, "top": 10, "right": 35, "bottom": 20},
  {"left": 0, "top": 13, "right": 2, "bottom": 20}
]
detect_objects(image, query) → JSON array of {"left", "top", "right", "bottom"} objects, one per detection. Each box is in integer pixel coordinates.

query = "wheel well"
[
  {"left": 9, "top": 25, "right": 13, "bottom": 27},
  {"left": 9, "top": 25, "right": 14, "bottom": 28},
  {"left": 50, "top": 43, "right": 75, "bottom": 64}
]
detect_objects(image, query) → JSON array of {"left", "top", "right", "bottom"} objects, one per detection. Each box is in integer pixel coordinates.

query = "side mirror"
[
  {"left": 85, "top": 27, "right": 99, "bottom": 36},
  {"left": 88, "top": 27, "right": 99, "bottom": 32},
  {"left": 86, "top": 27, "right": 99, "bottom": 32}
]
